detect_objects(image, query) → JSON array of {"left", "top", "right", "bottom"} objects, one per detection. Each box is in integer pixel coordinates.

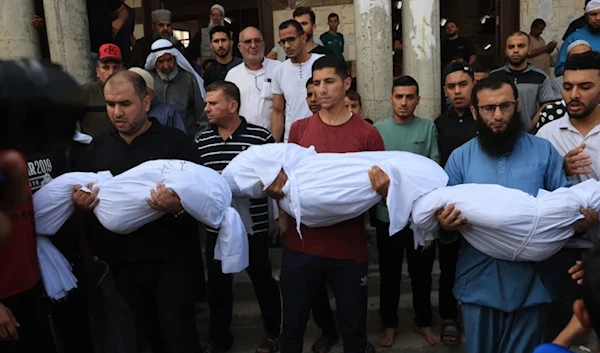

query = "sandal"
[
  {"left": 311, "top": 334, "right": 337, "bottom": 353},
  {"left": 256, "top": 335, "right": 280, "bottom": 353},
  {"left": 441, "top": 320, "right": 461, "bottom": 346},
  {"left": 366, "top": 341, "right": 376, "bottom": 353}
]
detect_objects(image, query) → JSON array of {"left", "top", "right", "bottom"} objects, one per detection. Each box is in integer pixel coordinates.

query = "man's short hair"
[
  {"left": 445, "top": 20, "right": 457, "bottom": 27},
  {"left": 565, "top": 51, "right": 600, "bottom": 74},
  {"left": 105, "top": 71, "right": 147, "bottom": 100},
  {"left": 469, "top": 61, "right": 488, "bottom": 74},
  {"left": 206, "top": 80, "right": 241, "bottom": 112},
  {"left": 582, "top": 244, "right": 600, "bottom": 339},
  {"left": 531, "top": 18, "right": 546, "bottom": 28},
  {"left": 293, "top": 6, "right": 316, "bottom": 24},
  {"left": 210, "top": 25, "right": 231, "bottom": 40},
  {"left": 392, "top": 76, "right": 419, "bottom": 95},
  {"left": 328, "top": 13, "right": 339, "bottom": 21},
  {"left": 312, "top": 56, "right": 348, "bottom": 80},
  {"left": 443, "top": 61, "right": 474, "bottom": 84},
  {"left": 345, "top": 90, "right": 362, "bottom": 106},
  {"left": 278, "top": 20, "right": 304, "bottom": 36},
  {"left": 471, "top": 76, "right": 518, "bottom": 108},
  {"left": 507, "top": 31, "right": 531, "bottom": 44},
  {"left": 306, "top": 77, "right": 314, "bottom": 88}
]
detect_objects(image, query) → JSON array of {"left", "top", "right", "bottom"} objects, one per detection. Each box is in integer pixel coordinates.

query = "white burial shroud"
[
  {"left": 33, "top": 160, "right": 250, "bottom": 274},
  {"left": 410, "top": 179, "right": 600, "bottom": 262},
  {"left": 221, "top": 143, "right": 449, "bottom": 237}
]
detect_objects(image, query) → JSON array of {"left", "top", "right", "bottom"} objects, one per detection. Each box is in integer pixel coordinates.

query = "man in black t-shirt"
[
  {"left": 203, "top": 26, "right": 243, "bottom": 87},
  {"left": 441, "top": 21, "right": 476, "bottom": 68},
  {"left": 87, "top": 0, "right": 128, "bottom": 56}
]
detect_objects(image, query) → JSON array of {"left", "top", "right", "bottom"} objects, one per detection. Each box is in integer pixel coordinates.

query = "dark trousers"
[
  {"left": 437, "top": 233, "right": 460, "bottom": 321},
  {"left": 280, "top": 248, "right": 368, "bottom": 353},
  {"left": 311, "top": 285, "right": 337, "bottom": 339},
  {"left": 376, "top": 223, "right": 436, "bottom": 328},
  {"left": 0, "top": 282, "right": 56, "bottom": 353},
  {"left": 544, "top": 248, "right": 585, "bottom": 341},
  {"left": 51, "top": 287, "right": 95, "bottom": 353},
  {"left": 112, "top": 257, "right": 201, "bottom": 353},
  {"left": 206, "top": 232, "right": 281, "bottom": 348}
]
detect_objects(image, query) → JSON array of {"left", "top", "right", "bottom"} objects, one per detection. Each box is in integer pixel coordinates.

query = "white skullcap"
[
  {"left": 567, "top": 39, "right": 592, "bottom": 54},
  {"left": 211, "top": 4, "right": 225, "bottom": 16},
  {"left": 129, "top": 67, "right": 155, "bottom": 92},
  {"left": 586, "top": 0, "right": 600, "bottom": 13},
  {"left": 151, "top": 9, "right": 171, "bottom": 23}
]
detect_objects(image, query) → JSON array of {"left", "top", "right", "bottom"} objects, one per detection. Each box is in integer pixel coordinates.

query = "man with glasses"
[
  {"left": 435, "top": 76, "right": 596, "bottom": 353},
  {"left": 490, "top": 31, "right": 560, "bottom": 132},
  {"left": 271, "top": 20, "right": 324, "bottom": 142},
  {"left": 204, "top": 26, "right": 243, "bottom": 88},
  {"left": 225, "top": 26, "right": 280, "bottom": 130}
]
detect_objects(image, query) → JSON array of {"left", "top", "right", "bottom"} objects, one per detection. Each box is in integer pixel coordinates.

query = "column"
[
  {"left": 0, "top": 1, "right": 40, "bottom": 59},
  {"left": 402, "top": 0, "right": 441, "bottom": 120},
  {"left": 43, "top": 0, "right": 93, "bottom": 84},
  {"left": 354, "top": 0, "right": 393, "bottom": 122}
]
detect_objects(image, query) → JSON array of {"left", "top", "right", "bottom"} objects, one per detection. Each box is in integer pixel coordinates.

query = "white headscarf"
[
  {"left": 145, "top": 39, "right": 206, "bottom": 99},
  {"left": 586, "top": 0, "right": 600, "bottom": 13}
]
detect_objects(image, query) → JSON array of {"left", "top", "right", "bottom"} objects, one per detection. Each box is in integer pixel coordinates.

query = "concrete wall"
[
  {"left": 520, "top": 0, "right": 583, "bottom": 44},
  {"left": 273, "top": 4, "right": 356, "bottom": 60}
]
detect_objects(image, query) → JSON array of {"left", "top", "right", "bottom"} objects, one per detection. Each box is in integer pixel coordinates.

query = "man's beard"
[
  {"left": 508, "top": 56, "right": 527, "bottom": 67},
  {"left": 476, "top": 111, "right": 524, "bottom": 156},
  {"left": 157, "top": 65, "right": 179, "bottom": 82},
  {"left": 208, "top": 20, "right": 225, "bottom": 29},
  {"left": 567, "top": 100, "right": 597, "bottom": 120},
  {"left": 588, "top": 20, "right": 600, "bottom": 34},
  {"left": 153, "top": 31, "right": 174, "bottom": 41}
]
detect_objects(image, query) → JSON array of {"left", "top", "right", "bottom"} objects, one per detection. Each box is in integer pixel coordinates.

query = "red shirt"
[
  {"left": 285, "top": 113, "right": 384, "bottom": 263},
  {"left": 0, "top": 152, "right": 40, "bottom": 299}
]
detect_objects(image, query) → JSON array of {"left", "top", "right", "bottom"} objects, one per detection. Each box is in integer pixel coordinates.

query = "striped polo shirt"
[{"left": 196, "top": 116, "right": 274, "bottom": 237}]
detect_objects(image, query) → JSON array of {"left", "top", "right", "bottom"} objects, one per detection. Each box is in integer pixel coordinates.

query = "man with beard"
[
  {"left": 556, "top": 0, "right": 600, "bottom": 77},
  {"left": 563, "top": 0, "right": 593, "bottom": 40},
  {"left": 129, "top": 9, "right": 187, "bottom": 69},
  {"left": 225, "top": 27, "right": 280, "bottom": 130},
  {"left": 433, "top": 62, "right": 478, "bottom": 346},
  {"left": 145, "top": 39, "right": 207, "bottom": 136},
  {"left": 441, "top": 21, "right": 476, "bottom": 69},
  {"left": 193, "top": 4, "right": 237, "bottom": 63},
  {"left": 203, "top": 26, "right": 242, "bottom": 88},
  {"left": 432, "top": 76, "right": 598, "bottom": 353},
  {"left": 271, "top": 20, "right": 324, "bottom": 142},
  {"left": 536, "top": 51, "right": 600, "bottom": 341},
  {"left": 490, "top": 31, "right": 559, "bottom": 131},
  {"left": 293, "top": 7, "right": 333, "bottom": 56}
]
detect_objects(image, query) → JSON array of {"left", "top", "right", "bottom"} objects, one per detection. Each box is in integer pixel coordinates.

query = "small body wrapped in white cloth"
[
  {"left": 221, "top": 143, "right": 449, "bottom": 236},
  {"left": 33, "top": 160, "right": 250, "bottom": 274},
  {"left": 410, "top": 179, "right": 600, "bottom": 262},
  {"left": 37, "top": 236, "right": 78, "bottom": 300}
]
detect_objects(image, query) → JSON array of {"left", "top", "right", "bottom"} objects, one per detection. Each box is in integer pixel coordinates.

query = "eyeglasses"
[
  {"left": 477, "top": 101, "right": 516, "bottom": 114},
  {"left": 278, "top": 36, "right": 300, "bottom": 46},
  {"left": 241, "top": 38, "right": 264, "bottom": 46}
]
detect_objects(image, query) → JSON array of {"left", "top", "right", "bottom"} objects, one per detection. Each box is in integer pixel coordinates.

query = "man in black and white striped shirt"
[{"left": 195, "top": 81, "right": 281, "bottom": 353}]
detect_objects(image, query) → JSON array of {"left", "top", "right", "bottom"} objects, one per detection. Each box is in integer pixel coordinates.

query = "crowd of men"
[{"left": 2, "top": 1, "right": 600, "bottom": 353}]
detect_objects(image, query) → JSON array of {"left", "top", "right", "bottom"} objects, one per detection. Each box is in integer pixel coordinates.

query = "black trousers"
[
  {"left": 437, "top": 232, "right": 460, "bottom": 321},
  {"left": 0, "top": 282, "right": 56, "bottom": 353},
  {"left": 311, "top": 284, "right": 337, "bottom": 339},
  {"left": 206, "top": 232, "right": 281, "bottom": 348},
  {"left": 376, "top": 223, "right": 436, "bottom": 328},
  {"left": 544, "top": 248, "right": 585, "bottom": 341},
  {"left": 51, "top": 287, "right": 95, "bottom": 353},
  {"left": 280, "top": 248, "right": 368, "bottom": 353},
  {"left": 111, "top": 257, "right": 201, "bottom": 353}
]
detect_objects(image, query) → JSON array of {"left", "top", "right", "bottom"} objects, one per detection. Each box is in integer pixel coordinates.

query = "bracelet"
[{"left": 174, "top": 209, "right": 186, "bottom": 218}]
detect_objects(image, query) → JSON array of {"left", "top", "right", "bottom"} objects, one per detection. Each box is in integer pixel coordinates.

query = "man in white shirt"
[
  {"left": 271, "top": 20, "right": 324, "bottom": 142},
  {"left": 225, "top": 27, "right": 280, "bottom": 130},
  {"left": 536, "top": 51, "right": 600, "bottom": 341}
]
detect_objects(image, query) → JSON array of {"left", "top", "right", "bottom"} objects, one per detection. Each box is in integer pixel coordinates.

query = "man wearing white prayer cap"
[
  {"left": 145, "top": 39, "right": 207, "bottom": 136},
  {"left": 129, "top": 8, "right": 188, "bottom": 68},
  {"left": 555, "top": 0, "right": 600, "bottom": 76},
  {"left": 129, "top": 67, "right": 189, "bottom": 134}
]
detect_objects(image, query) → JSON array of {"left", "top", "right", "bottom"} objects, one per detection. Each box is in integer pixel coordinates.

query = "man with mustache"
[
  {"left": 536, "top": 51, "right": 600, "bottom": 341},
  {"left": 490, "top": 31, "right": 560, "bottom": 132},
  {"left": 129, "top": 9, "right": 188, "bottom": 68},
  {"left": 203, "top": 26, "right": 242, "bottom": 88},
  {"left": 555, "top": 0, "right": 600, "bottom": 77},
  {"left": 433, "top": 76, "right": 597, "bottom": 353}
]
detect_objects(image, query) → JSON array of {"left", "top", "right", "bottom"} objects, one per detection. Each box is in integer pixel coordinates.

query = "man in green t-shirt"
[
  {"left": 373, "top": 76, "right": 441, "bottom": 348},
  {"left": 320, "top": 13, "right": 344, "bottom": 58}
]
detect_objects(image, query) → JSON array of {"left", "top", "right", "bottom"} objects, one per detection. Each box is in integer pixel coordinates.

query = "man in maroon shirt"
[{"left": 267, "top": 56, "right": 384, "bottom": 353}]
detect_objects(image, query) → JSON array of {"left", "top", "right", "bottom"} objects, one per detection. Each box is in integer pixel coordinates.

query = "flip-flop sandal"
[
  {"left": 256, "top": 336, "right": 280, "bottom": 353},
  {"left": 441, "top": 320, "right": 461, "bottom": 346},
  {"left": 311, "top": 335, "right": 337, "bottom": 353}
]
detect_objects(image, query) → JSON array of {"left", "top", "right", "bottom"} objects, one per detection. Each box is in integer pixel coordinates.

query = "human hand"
[
  {"left": 564, "top": 143, "right": 591, "bottom": 176},
  {"left": 72, "top": 183, "right": 100, "bottom": 212},
  {"left": 30, "top": 15, "right": 45, "bottom": 30},
  {"left": 436, "top": 204, "right": 469, "bottom": 231},
  {"left": 0, "top": 303, "right": 19, "bottom": 341},
  {"left": 147, "top": 183, "right": 184, "bottom": 214},
  {"left": 569, "top": 260, "right": 584, "bottom": 285},
  {"left": 574, "top": 208, "right": 599, "bottom": 233},
  {"left": 264, "top": 170, "right": 288, "bottom": 200},
  {"left": 368, "top": 166, "right": 390, "bottom": 198}
]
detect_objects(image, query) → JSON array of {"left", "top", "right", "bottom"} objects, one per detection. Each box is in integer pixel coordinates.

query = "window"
[{"left": 173, "top": 30, "right": 191, "bottom": 48}]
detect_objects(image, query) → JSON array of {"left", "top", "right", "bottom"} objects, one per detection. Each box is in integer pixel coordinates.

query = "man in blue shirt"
[{"left": 437, "top": 76, "right": 599, "bottom": 353}]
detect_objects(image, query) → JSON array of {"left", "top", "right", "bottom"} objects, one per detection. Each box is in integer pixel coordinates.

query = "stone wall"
[{"left": 520, "top": 0, "right": 583, "bottom": 44}]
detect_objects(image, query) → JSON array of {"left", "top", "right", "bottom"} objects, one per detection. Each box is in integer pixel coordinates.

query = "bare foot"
[
  {"left": 416, "top": 326, "right": 441, "bottom": 345},
  {"left": 378, "top": 327, "right": 397, "bottom": 347}
]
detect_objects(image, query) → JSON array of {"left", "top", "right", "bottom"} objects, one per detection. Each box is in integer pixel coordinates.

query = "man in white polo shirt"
[
  {"left": 536, "top": 51, "right": 600, "bottom": 341},
  {"left": 271, "top": 20, "right": 324, "bottom": 142},
  {"left": 225, "top": 26, "right": 280, "bottom": 130}
]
